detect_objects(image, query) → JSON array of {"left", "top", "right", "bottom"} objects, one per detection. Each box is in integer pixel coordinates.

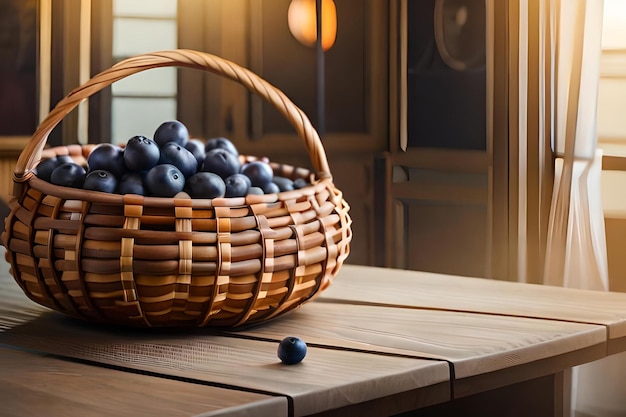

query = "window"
[
  {"left": 597, "top": 0, "right": 626, "bottom": 149},
  {"left": 110, "top": 0, "right": 178, "bottom": 144}
]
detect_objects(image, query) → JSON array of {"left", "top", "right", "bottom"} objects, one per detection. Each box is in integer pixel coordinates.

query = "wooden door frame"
[{"left": 386, "top": 0, "right": 515, "bottom": 279}]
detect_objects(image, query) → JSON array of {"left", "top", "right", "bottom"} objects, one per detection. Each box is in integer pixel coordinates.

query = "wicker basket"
[{"left": 1, "top": 49, "right": 352, "bottom": 328}]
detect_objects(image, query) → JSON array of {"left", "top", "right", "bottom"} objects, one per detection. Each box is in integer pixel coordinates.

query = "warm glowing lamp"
[{"left": 288, "top": 0, "right": 337, "bottom": 51}]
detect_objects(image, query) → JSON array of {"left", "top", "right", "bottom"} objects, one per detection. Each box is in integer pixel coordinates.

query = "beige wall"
[
  {"left": 598, "top": 60, "right": 626, "bottom": 293},
  {"left": 597, "top": 0, "right": 626, "bottom": 291}
]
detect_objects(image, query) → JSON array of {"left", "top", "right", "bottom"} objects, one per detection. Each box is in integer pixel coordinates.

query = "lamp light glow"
[{"left": 287, "top": 0, "right": 337, "bottom": 51}]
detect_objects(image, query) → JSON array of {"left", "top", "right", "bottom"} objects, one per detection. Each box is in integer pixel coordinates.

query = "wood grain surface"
[
  {"left": 0, "top": 346, "right": 288, "bottom": 417},
  {"left": 231, "top": 301, "right": 605, "bottom": 381},
  {"left": 1, "top": 249, "right": 620, "bottom": 415},
  {"left": 0, "top": 254, "right": 449, "bottom": 417},
  {"left": 321, "top": 264, "right": 626, "bottom": 340},
  {"left": 0, "top": 317, "right": 449, "bottom": 417}
]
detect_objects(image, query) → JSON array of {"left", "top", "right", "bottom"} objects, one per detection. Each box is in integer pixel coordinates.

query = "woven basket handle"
[{"left": 14, "top": 49, "right": 331, "bottom": 181}]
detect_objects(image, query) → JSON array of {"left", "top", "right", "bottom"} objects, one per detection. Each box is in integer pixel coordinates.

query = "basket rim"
[
  {"left": 19, "top": 167, "right": 336, "bottom": 209},
  {"left": 16, "top": 144, "right": 336, "bottom": 208}
]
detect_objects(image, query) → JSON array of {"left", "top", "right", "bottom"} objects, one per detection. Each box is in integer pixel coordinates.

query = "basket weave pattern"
[{"left": 1, "top": 50, "right": 352, "bottom": 328}]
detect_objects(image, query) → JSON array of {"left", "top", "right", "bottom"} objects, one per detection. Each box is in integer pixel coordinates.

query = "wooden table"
[
  {"left": 2, "top": 253, "right": 626, "bottom": 417},
  {"left": 319, "top": 265, "right": 626, "bottom": 354}
]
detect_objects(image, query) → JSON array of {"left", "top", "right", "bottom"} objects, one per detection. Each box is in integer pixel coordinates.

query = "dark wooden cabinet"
[
  {"left": 176, "top": 0, "right": 514, "bottom": 277},
  {"left": 177, "top": 0, "right": 389, "bottom": 266},
  {"left": 381, "top": 0, "right": 511, "bottom": 279}
]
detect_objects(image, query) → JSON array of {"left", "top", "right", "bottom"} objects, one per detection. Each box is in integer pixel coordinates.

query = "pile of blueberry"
[{"left": 35, "top": 121, "right": 310, "bottom": 198}]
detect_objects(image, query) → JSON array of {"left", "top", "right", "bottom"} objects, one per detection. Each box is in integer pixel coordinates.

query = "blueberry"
[
  {"left": 272, "top": 176, "right": 295, "bottom": 192},
  {"left": 247, "top": 186, "right": 264, "bottom": 195},
  {"left": 159, "top": 142, "right": 198, "bottom": 179},
  {"left": 50, "top": 163, "right": 86, "bottom": 188},
  {"left": 201, "top": 148, "right": 241, "bottom": 179},
  {"left": 154, "top": 120, "right": 189, "bottom": 148},
  {"left": 241, "top": 161, "right": 273, "bottom": 188},
  {"left": 35, "top": 157, "right": 61, "bottom": 182},
  {"left": 124, "top": 136, "right": 160, "bottom": 172},
  {"left": 56, "top": 155, "right": 74, "bottom": 165},
  {"left": 87, "top": 143, "right": 126, "bottom": 179},
  {"left": 262, "top": 182, "right": 280, "bottom": 194},
  {"left": 144, "top": 164, "right": 185, "bottom": 197},
  {"left": 185, "top": 138, "right": 206, "bottom": 166},
  {"left": 118, "top": 172, "right": 145, "bottom": 195},
  {"left": 83, "top": 170, "right": 118, "bottom": 193},
  {"left": 224, "top": 173, "right": 251, "bottom": 198},
  {"left": 277, "top": 336, "right": 307, "bottom": 365},
  {"left": 205, "top": 137, "right": 239, "bottom": 156},
  {"left": 185, "top": 172, "right": 226, "bottom": 199},
  {"left": 293, "top": 178, "right": 310, "bottom": 189}
]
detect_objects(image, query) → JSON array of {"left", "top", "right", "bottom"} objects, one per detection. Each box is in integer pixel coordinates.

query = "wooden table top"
[
  {"left": 0, "top": 250, "right": 449, "bottom": 417},
  {"left": 320, "top": 264, "right": 626, "bottom": 352},
  {"left": 231, "top": 301, "right": 605, "bottom": 398},
  {"left": 0, "top": 346, "right": 288, "bottom": 417},
  {"left": 2, "top": 251, "right": 626, "bottom": 416}
]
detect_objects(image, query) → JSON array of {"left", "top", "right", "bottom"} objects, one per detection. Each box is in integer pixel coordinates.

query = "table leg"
[{"left": 395, "top": 372, "right": 567, "bottom": 417}]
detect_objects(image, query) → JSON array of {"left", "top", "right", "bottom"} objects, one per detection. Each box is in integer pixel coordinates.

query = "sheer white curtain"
[
  {"left": 541, "top": 0, "right": 608, "bottom": 292},
  {"left": 522, "top": 1, "right": 616, "bottom": 415}
]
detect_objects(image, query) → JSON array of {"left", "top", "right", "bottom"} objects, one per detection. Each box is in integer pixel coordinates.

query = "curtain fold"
[
  {"left": 544, "top": 151, "right": 608, "bottom": 290},
  {"left": 541, "top": 0, "right": 607, "bottom": 291},
  {"left": 521, "top": 1, "right": 612, "bottom": 415}
]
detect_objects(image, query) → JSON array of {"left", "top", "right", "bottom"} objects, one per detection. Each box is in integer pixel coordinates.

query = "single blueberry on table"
[{"left": 277, "top": 336, "right": 307, "bottom": 365}]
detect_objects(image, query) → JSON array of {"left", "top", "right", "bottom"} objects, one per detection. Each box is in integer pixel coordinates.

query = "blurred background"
[{"left": 1, "top": 0, "right": 626, "bottom": 288}]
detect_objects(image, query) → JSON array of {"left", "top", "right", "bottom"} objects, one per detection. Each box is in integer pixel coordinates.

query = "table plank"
[
  {"left": 0, "top": 346, "right": 288, "bottom": 417},
  {"left": 321, "top": 265, "right": 626, "bottom": 345},
  {"left": 229, "top": 301, "right": 605, "bottom": 397},
  {"left": 0, "top": 250, "right": 451, "bottom": 416},
  {"left": 0, "top": 251, "right": 51, "bottom": 331},
  {"left": 0, "top": 311, "right": 449, "bottom": 417}
]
